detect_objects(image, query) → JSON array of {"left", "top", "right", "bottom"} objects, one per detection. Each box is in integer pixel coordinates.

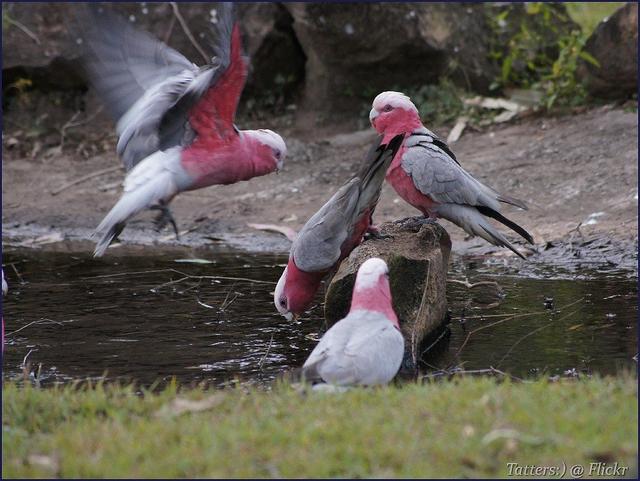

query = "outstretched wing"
[
  {"left": 186, "top": 3, "right": 248, "bottom": 144},
  {"left": 76, "top": 5, "right": 196, "bottom": 123},
  {"left": 76, "top": 3, "right": 245, "bottom": 169}
]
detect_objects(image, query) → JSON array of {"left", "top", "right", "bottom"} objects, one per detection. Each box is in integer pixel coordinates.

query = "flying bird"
[
  {"left": 299, "top": 258, "right": 404, "bottom": 387},
  {"left": 369, "top": 91, "right": 533, "bottom": 258},
  {"left": 274, "top": 134, "right": 404, "bottom": 321},
  {"left": 76, "top": 3, "right": 286, "bottom": 256}
]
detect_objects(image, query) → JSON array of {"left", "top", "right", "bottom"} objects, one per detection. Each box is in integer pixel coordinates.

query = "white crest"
[
  {"left": 372, "top": 91, "right": 418, "bottom": 113},
  {"left": 354, "top": 257, "right": 389, "bottom": 290},
  {"left": 248, "top": 129, "right": 287, "bottom": 154}
]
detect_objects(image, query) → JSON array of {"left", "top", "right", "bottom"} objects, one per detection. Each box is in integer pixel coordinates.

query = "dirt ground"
[{"left": 2, "top": 104, "right": 638, "bottom": 268}]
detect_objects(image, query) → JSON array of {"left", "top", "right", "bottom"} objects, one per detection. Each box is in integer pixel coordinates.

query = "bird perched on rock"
[
  {"left": 299, "top": 258, "right": 404, "bottom": 387},
  {"left": 76, "top": 3, "right": 286, "bottom": 256},
  {"left": 274, "top": 134, "right": 404, "bottom": 321},
  {"left": 369, "top": 91, "right": 533, "bottom": 258}
]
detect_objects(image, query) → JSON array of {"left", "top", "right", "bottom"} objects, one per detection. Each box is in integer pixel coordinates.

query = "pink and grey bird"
[
  {"left": 77, "top": 4, "right": 286, "bottom": 256},
  {"left": 299, "top": 258, "right": 404, "bottom": 387},
  {"left": 369, "top": 91, "right": 533, "bottom": 258},
  {"left": 274, "top": 135, "right": 404, "bottom": 320}
]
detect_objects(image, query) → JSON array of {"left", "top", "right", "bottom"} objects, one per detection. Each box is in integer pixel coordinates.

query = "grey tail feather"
[
  {"left": 93, "top": 222, "right": 126, "bottom": 257},
  {"left": 479, "top": 225, "right": 526, "bottom": 260},
  {"left": 358, "top": 133, "right": 404, "bottom": 189},
  {"left": 279, "top": 362, "right": 324, "bottom": 384},
  {"left": 497, "top": 193, "right": 528, "bottom": 211},
  {"left": 476, "top": 205, "right": 534, "bottom": 244}
]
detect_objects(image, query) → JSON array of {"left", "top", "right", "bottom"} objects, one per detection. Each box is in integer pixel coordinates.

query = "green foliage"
[
  {"left": 3, "top": 376, "right": 637, "bottom": 478},
  {"left": 488, "top": 2, "right": 603, "bottom": 110},
  {"left": 405, "top": 80, "right": 466, "bottom": 126},
  {"left": 356, "top": 80, "right": 468, "bottom": 129},
  {"left": 566, "top": 2, "right": 625, "bottom": 36}
]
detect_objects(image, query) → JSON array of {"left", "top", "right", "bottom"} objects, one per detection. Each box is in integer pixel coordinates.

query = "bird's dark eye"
[
  {"left": 279, "top": 298, "right": 286, "bottom": 307},
  {"left": 274, "top": 150, "right": 281, "bottom": 159},
  {"left": 383, "top": 104, "right": 393, "bottom": 112}
]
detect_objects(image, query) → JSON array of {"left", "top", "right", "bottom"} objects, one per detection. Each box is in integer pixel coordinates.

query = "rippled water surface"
[{"left": 2, "top": 249, "right": 637, "bottom": 387}]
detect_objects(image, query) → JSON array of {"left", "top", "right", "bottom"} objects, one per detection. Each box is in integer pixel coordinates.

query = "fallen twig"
[
  {"left": 5, "top": 16, "right": 40, "bottom": 44},
  {"left": 10, "top": 262, "right": 26, "bottom": 284},
  {"left": 446, "top": 116, "right": 468, "bottom": 144},
  {"left": 7, "top": 318, "right": 73, "bottom": 337},
  {"left": 448, "top": 279, "right": 501, "bottom": 289},
  {"left": 456, "top": 297, "right": 585, "bottom": 357},
  {"left": 258, "top": 333, "right": 275, "bottom": 371},
  {"left": 247, "top": 223, "right": 297, "bottom": 242},
  {"left": 422, "top": 366, "right": 524, "bottom": 382},
  {"left": 496, "top": 305, "right": 583, "bottom": 368},
  {"left": 21, "top": 349, "right": 37, "bottom": 369},
  {"left": 59, "top": 107, "right": 105, "bottom": 148},
  {"left": 84, "top": 268, "right": 277, "bottom": 286},
  {"left": 170, "top": 2, "right": 209, "bottom": 64},
  {"left": 51, "top": 165, "right": 122, "bottom": 196},
  {"left": 197, "top": 298, "right": 216, "bottom": 309}
]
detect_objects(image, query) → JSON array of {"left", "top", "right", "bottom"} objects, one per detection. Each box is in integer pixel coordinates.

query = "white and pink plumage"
[
  {"left": 77, "top": 4, "right": 286, "bottom": 256},
  {"left": 300, "top": 258, "right": 404, "bottom": 387},
  {"left": 369, "top": 91, "right": 533, "bottom": 258}
]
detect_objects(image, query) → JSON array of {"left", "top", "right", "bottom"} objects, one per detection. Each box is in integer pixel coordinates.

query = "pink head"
[
  {"left": 244, "top": 129, "right": 287, "bottom": 174},
  {"left": 369, "top": 91, "right": 421, "bottom": 137},
  {"left": 349, "top": 258, "right": 399, "bottom": 327},
  {"left": 274, "top": 261, "right": 324, "bottom": 321}
]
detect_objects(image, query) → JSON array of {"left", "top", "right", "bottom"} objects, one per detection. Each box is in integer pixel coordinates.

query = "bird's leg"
[
  {"left": 150, "top": 203, "right": 180, "bottom": 240},
  {"left": 364, "top": 224, "right": 393, "bottom": 240}
]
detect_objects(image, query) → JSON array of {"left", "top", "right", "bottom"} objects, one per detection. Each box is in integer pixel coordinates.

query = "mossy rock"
[{"left": 324, "top": 220, "right": 451, "bottom": 372}]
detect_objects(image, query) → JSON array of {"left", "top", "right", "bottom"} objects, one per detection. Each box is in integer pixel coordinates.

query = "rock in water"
[{"left": 324, "top": 221, "right": 451, "bottom": 371}]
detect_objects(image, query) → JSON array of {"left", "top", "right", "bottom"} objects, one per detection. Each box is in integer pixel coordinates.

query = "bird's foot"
[
  {"left": 151, "top": 204, "right": 180, "bottom": 240},
  {"left": 364, "top": 224, "right": 393, "bottom": 241},
  {"left": 398, "top": 216, "right": 438, "bottom": 230}
]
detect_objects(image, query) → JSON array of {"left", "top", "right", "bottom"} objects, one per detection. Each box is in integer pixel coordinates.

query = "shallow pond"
[{"left": 1, "top": 249, "right": 637, "bottom": 387}]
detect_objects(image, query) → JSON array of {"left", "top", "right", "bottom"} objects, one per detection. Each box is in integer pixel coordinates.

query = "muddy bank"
[{"left": 3, "top": 105, "right": 638, "bottom": 271}]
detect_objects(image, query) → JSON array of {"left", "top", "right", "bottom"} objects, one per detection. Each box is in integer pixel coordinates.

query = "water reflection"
[{"left": 1, "top": 250, "right": 637, "bottom": 387}]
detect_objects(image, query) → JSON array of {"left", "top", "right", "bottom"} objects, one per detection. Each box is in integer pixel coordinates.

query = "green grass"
[
  {"left": 3, "top": 376, "right": 637, "bottom": 478},
  {"left": 566, "top": 3, "right": 626, "bottom": 36}
]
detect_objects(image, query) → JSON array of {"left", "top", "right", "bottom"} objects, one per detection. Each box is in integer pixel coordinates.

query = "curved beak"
[
  {"left": 369, "top": 108, "right": 379, "bottom": 128},
  {"left": 283, "top": 312, "right": 299, "bottom": 322}
]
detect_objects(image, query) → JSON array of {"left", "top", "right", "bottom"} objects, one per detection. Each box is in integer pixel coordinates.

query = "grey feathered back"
[
  {"left": 291, "top": 135, "right": 403, "bottom": 272},
  {"left": 402, "top": 135, "right": 502, "bottom": 211}
]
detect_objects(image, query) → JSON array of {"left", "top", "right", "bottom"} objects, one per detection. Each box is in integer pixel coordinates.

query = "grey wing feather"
[
  {"left": 291, "top": 134, "right": 401, "bottom": 273},
  {"left": 75, "top": 3, "right": 236, "bottom": 170},
  {"left": 76, "top": 5, "right": 196, "bottom": 122},
  {"left": 402, "top": 141, "right": 502, "bottom": 211},
  {"left": 342, "top": 322, "right": 404, "bottom": 385},
  {"left": 292, "top": 180, "right": 361, "bottom": 273},
  {"left": 115, "top": 69, "right": 214, "bottom": 169}
]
